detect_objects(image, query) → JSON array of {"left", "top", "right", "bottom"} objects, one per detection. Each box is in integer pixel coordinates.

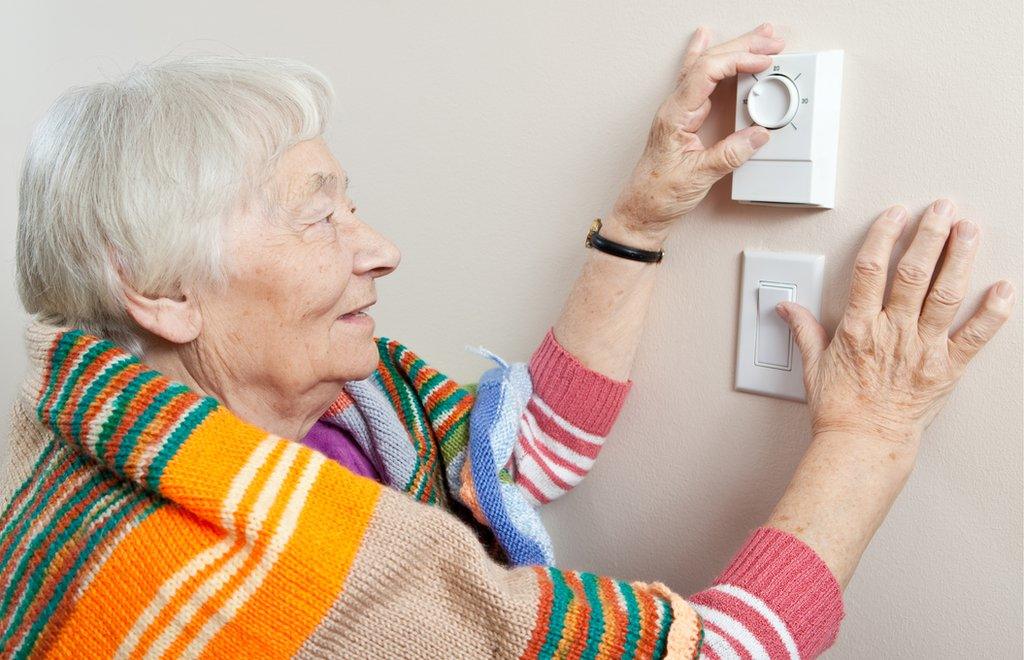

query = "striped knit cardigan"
[{"left": 0, "top": 322, "right": 844, "bottom": 658}]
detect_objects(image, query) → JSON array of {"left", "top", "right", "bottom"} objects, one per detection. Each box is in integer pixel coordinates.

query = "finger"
[
  {"left": 918, "top": 219, "right": 980, "bottom": 337},
  {"left": 776, "top": 302, "right": 829, "bottom": 368},
  {"left": 680, "top": 26, "right": 711, "bottom": 72},
  {"left": 705, "top": 23, "right": 785, "bottom": 57},
  {"left": 948, "top": 280, "right": 1016, "bottom": 368},
  {"left": 695, "top": 125, "right": 770, "bottom": 181},
  {"left": 677, "top": 51, "right": 772, "bottom": 113},
  {"left": 843, "top": 205, "right": 909, "bottom": 322},
  {"left": 885, "top": 198, "right": 958, "bottom": 321}
]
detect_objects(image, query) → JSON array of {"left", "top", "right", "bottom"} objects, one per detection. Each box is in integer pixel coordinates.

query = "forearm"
[
  {"left": 550, "top": 213, "right": 665, "bottom": 381},
  {"left": 765, "top": 431, "right": 919, "bottom": 590}
]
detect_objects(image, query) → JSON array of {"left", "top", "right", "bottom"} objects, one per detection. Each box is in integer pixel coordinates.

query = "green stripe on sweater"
[
  {"left": 540, "top": 568, "right": 574, "bottom": 657},
  {"left": 0, "top": 448, "right": 84, "bottom": 580},
  {"left": 147, "top": 396, "right": 218, "bottom": 492},
  {"left": 618, "top": 580, "right": 642, "bottom": 659},
  {"left": 35, "top": 331, "right": 80, "bottom": 422},
  {"left": 578, "top": 572, "right": 607, "bottom": 659},
  {"left": 0, "top": 472, "right": 107, "bottom": 629}
]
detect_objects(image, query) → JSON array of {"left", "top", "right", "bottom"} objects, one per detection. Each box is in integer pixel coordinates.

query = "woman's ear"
[{"left": 120, "top": 277, "right": 202, "bottom": 345}]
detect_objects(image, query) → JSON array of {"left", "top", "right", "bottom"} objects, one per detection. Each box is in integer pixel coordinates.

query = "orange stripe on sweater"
[
  {"left": 633, "top": 585, "right": 660, "bottom": 658},
  {"left": 163, "top": 446, "right": 305, "bottom": 657},
  {"left": 519, "top": 567, "right": 554, "bottom": 659},
  {"left": 44, "top": 506, "right": 222, "bottom": 658},
  {"left": 157, "top": 407, "right": 269, "bottom": 523},
  {"left": 202, "top": 455, "right": 381, "bottom": 657},
  {"left": 598, "top": 575, "right": 627, "bottom": 656},
  {"left": 131, "top": 440, "right": 285, "bottom": 656},
  {"left": 559, "top": 572, "right": 592, "bottom": 660}
]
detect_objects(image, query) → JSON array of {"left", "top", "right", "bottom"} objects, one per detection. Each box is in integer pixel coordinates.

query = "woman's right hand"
[
  {"left": 765, "top": 199, "right": 1015, "bottom": 591},
  {"left": 777, "top": 199, "right": 1015, "bottom": 449}
]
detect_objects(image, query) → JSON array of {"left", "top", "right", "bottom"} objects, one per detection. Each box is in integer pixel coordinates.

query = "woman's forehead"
[
  {"left": 276, "top": 167, "right": 350, "bottom": 216},
  {"left": 275, "top": 139, "right": 349, "bottom": 206}
]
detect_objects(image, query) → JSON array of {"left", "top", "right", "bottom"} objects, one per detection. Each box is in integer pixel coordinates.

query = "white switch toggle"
[
  {"left": 736, "top": 250, "right": 825, "bottom": 401},
  {"left": 755, "top": 284, "right": 795, "bottom": 369},
  {"left": 747, "top": 75, "right": 799, "bottom": 129}
]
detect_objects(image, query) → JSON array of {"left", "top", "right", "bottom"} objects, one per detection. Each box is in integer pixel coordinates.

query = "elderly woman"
[{"left": 1, "top": 23, "right": 1013, "bottom": 659}]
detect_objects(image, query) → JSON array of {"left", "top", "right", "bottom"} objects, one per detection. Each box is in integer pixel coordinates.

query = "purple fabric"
[{"left": 302, "top": 420, "right": 382, "bottom": 481}]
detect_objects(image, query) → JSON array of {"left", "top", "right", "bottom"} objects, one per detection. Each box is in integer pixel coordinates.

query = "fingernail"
[
  {"left": 885, "top": 205, "right": 908, "bottom": 224},
  {"left": 758, "top": 22, "right": 772, "bottom": 34},
  {"left": 749, "top": 128, "right": 770, "bottom": 148},
  {"left": 775, "top": 302, "right": 790, "bottom": 320},
  {"left": 996, "top": 280, "right": 1014, "bottom": 299},
  {"left": 933, "top": 198, "right": 955, "bottom": 217},
  {"left": 957, "top": 220, "right": 978, "bottom": 241}
]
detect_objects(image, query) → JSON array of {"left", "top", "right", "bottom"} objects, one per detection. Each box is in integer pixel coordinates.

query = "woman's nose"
[{"left": 351, "top": 216, "right": 401, "bottom": 278}]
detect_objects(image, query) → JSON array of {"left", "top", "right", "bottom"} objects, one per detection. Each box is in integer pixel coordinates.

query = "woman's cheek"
[{"left": 309, "top": 250, "right": 354, "bottom": 319}]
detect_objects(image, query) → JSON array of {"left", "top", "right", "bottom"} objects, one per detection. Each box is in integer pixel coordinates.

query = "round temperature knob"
[{"left": 746, "top": 74, "right": 799, "bottom": 129}]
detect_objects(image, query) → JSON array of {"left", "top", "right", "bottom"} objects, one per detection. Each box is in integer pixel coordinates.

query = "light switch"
[
  {"left": 755, "top": 283, "right": 794, "bottom": 369},
  {"left": 736, "top": 250, "right": 824, "bottom": 401},
  {"left": 731, "top": 51, "right": 844, "bottom": 208}
]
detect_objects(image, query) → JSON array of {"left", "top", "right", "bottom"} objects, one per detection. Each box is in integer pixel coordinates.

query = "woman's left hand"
[{"left": 608, "top": 23, "right": 784, "bottom": 248}]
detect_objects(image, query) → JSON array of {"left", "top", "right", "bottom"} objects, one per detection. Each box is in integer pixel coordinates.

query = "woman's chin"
[{"left": 333, "top": 336, "right": 380, "bottom": 381}]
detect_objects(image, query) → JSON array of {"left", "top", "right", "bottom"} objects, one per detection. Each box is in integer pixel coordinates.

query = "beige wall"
[{"left": 2, "top": 1, "right": 1021, "bottom": 656}]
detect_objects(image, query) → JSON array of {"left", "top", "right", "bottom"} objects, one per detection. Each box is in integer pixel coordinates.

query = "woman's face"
[{"left": 193, "top": 137, "right": 401, "bottom": 397}]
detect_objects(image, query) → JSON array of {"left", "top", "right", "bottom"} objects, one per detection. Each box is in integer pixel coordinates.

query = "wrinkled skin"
[
  {"left": 779, "top": 201, "right": 1016, "bottom": 446},
  {"left": 612, "top": 24, "right": 780, "bottom": 243}
]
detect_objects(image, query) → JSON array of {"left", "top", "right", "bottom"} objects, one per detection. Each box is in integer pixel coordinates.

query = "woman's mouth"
[
  {"left": 339, "top": 311, "right": 373, "bottom": 327},
  {"left": 340, "top": 301, "right": 375, "bottom": 324}
]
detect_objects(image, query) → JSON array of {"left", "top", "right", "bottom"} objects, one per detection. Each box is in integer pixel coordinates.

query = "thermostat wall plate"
[{"left": 731, "top": 51, "right": 844, "bottom": 208}]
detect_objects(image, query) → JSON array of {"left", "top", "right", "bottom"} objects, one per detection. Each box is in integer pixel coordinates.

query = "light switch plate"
[
  {"left": 731, "top": 50, "right": 844, "bottom": 208},
  {"left": 736, "top": 250, "right": 825, "bottom": 401}
]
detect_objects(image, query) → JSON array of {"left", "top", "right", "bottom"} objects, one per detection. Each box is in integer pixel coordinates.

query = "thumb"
[
  {"left": 698, "top": 126, "right": 770, "bottom": 182},
  {"left": 776, "top": 301, "right": 828, "bottom": 367}
]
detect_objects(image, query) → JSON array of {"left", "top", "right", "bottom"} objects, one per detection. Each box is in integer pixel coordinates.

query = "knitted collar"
[{"left": 18, "top": 321, "right": 468, "bottom": 513}]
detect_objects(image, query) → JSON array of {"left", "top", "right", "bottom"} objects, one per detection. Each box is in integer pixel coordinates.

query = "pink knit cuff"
[
  {"left": 527, "top": 327, "right": 633, "bottom": 436},
  {"left": 711, "top": 526, "right": 845, "bottom": 658}
]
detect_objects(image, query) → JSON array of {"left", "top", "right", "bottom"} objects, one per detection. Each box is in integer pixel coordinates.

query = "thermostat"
[{"left": 731, "top": 51, "right": 844, "bottom": 208}]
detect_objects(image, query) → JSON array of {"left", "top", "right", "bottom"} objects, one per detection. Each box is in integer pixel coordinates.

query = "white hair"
[{"left": 16, "top": 54, "right": 334, "bottom": 354}]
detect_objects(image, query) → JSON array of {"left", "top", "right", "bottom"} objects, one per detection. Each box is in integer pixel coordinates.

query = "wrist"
[
  {"left": 811, "top": 429, "right": 920, "bottom": 470},
  {"left": 601, "top": 211, "right": 669, "bottom": 252},
  {"left": 811, "top": 414, "right": 924, "bottom": 454}
]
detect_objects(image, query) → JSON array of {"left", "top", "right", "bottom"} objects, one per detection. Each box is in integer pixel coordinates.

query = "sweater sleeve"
[
  {"left": 688, "top": 527, "right": 845, "bottom": 659},
  {"left": 301, "top": 473, "right": 705, "bottom": 659},
  {"left": 301, "top": 459, "right": 843, "bottom": 658},
  {"left": 509, "top": 327, "right": 633, "bottom": 506}
]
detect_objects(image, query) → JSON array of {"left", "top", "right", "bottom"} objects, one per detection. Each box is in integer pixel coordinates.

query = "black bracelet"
[{"left": 584, "top": 218, "right": 664, "bottom": 263}]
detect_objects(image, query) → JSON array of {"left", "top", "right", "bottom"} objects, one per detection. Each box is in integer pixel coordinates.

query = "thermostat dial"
[{"left": 746, "top": 74, "right": 799, "bottom": 129}]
